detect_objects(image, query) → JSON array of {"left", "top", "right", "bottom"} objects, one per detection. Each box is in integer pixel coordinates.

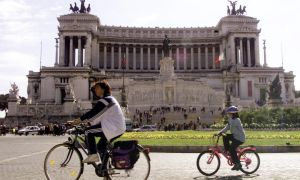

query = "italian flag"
[
  {"left": 121, "top": 54, "right": 127, "bottom": 68},
  {"left": 215, "top": 52, "right": 225, "bottom": 64}
]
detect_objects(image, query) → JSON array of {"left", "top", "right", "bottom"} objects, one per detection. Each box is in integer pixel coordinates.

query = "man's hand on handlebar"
[{"left": 70, "top": 118, "right": 82, "bottom": 126}]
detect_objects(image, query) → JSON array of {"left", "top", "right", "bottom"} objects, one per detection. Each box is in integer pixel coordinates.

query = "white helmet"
[{"left": 226, "top": 106, "right": 239, "bottom": 114}]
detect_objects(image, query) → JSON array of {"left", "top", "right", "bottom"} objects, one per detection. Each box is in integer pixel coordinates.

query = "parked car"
[
  {"left": 132, "top": 125, "right": 157, "bottom": 132},
  {"left": 18, "top": 126, "right": 40, "bottom": 136}
]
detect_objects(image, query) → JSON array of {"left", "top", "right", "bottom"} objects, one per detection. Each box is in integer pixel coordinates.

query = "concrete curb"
[{"left": 144, "top": 145, "right": 300, "bottom": 153}]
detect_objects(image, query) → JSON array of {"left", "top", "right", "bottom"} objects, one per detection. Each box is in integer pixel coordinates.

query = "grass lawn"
[{"left": 117, "top": 130, "right": 300, "bottom": 146}]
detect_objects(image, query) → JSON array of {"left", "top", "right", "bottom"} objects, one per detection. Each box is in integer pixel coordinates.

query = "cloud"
[
  {"left": 0, "top": 0, "right": 31, "bottom": 20},
  {"left": 0, "top": 51, "right": 39, "bottom": 97}
]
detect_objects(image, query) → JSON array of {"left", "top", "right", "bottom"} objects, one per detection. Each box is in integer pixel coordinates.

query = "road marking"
[{"left": 0, "top": 150, "right": 48, "bottom": 164}]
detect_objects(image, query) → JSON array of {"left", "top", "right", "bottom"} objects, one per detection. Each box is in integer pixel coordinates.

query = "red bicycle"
[{"left": 196, "top": 134, "right": 260, "bottom": 176}]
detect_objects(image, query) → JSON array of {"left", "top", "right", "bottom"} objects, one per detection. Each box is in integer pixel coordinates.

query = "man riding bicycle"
[
  {"left": 217, "top": 105, "right": 245, "bottom": 171},
  {"left": 71, "top": 80, "right": 126, "bottom": 163}
]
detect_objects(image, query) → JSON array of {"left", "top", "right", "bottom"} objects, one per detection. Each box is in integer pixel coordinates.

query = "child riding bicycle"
[{"left": 216, "top": 105, "right": 245, "bottom": 171}]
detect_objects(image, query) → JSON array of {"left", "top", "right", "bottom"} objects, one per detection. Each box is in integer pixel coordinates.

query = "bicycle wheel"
[
  {"left": 196, "top": 150, "right": 220, "bottom": 176},
  {"left": 44, "top": 143, "right": 84, "bottom": 180},
  {"left": 106, "top": 145, "right": 151, "bottom": 179},
  {"left": 239, "top": 149, "right": 260, "bottom": 174}
]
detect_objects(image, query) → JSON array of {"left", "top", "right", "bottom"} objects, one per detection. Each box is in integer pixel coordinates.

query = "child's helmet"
[{"left": 226, "top": 106, "right": 239, "bottom": 114}]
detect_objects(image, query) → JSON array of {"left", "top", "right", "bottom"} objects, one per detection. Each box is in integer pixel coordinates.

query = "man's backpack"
[{"left": 112, "top": 140, "right": 140, "bottom": 169}]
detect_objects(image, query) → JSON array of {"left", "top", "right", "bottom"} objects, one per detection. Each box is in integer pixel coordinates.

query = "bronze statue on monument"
[
  {"left": 162, "top": 35, "right": 170, "bottom": 57},
  {"left": 227, "top": 0, "right": 246, "bottom": 15},
  {"left": 69, "top": 0, "right": 91, "bottom": 13}
]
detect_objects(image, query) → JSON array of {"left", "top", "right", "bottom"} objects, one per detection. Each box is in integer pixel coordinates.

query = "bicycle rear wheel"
[
  {"left": 196, "top": 150, "right": 220, "bottom": 176},
  {"left": 239, "top": 149, "right": 260, "bottom": 174},
  {"left": 106, "top": 145, "right": 151, "bottom": 179},
  {"left": 44, "top": 143, "right": 84, "bottom": 180}
]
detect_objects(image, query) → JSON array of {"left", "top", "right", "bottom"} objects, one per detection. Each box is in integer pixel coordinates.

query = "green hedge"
[{"left": 211, "top": 107, "right": 300, "bottom": 129}]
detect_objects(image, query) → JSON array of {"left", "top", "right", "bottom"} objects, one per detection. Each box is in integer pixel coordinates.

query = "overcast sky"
[{"left": 1, "top": 0, "right": 300, "bottom": 117}]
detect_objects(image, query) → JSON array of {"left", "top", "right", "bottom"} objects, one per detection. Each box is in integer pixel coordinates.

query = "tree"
[
  {"left": 0, "top": 94, "right": 9, "bottom": 111},
  {"left": 269, "top": 74, "right": 282, "bottom": 100}
]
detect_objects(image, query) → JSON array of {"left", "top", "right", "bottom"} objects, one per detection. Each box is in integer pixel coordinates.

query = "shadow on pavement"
[{"left": 193, "top": 174, "right": 260, "bottom": 180}]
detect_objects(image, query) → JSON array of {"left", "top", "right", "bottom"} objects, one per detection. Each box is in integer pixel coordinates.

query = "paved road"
[{"left": 0, "top": 135, "right": 299, "bottom": 180}]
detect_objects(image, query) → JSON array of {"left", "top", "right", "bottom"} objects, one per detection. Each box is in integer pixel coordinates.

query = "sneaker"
[
  {"left": 82, "top": 154, "right": 99, "bottom": 163},
  {"left": 231, "top": 163, "right": 242, "bottom": 171}
]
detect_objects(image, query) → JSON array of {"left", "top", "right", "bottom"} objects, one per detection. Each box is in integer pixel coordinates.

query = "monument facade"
[{"left": 6, "top": 1, "right": 296, "bottom": 126}]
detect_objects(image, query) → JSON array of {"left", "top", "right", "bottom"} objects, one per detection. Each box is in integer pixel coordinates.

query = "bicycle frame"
[
  {"left": 208, "top": 135, "right": 256, "bottom": 166},
  {"left": 66, "top": 130, "right": 109, "bottom": 171},
  {"left": 62, "top": 126, "right": 151, "bottom": 177}
]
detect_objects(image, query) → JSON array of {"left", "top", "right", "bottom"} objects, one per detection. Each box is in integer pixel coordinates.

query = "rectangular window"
[{"left": 248, "top": 81, "right": 252, "bottom": 97}]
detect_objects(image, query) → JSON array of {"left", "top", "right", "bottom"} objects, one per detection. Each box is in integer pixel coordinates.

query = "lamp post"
[
  {"left": 225, "top": 85, "right": 232, "bottom": 107},
  {"left": 120, "top": 53, "right": 127, "bottom": 108},
  {"left": 225, "top": 69, "right": 232, "bottom": 107}
]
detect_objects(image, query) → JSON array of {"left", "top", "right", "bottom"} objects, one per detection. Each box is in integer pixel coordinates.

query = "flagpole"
[
  {"left": 281, "top": 42, "right": 284, "bottom": 68},
  {"left": 40, "top": 40, "right": 42, "bottom": 71}
]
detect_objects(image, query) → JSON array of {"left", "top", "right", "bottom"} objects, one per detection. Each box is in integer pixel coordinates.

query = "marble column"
[
  {"left": 205, "top": 45, "right": 208, "bottom": 69},
  {"left": 118, "top": 45, "right": 122, "bottom": 69},
  {"left": 191, "top": 47, "right": 194, "bottom": 70},
  {"left": 54, "top": 38, "right": 59, "bottom": 66},
  {"left": 247, "top": 38, "right": 251, "bottom": 67},
  {"left": 255, "top": 37, "right": 260, "bottom": 66},
  {"left": 148, "top": 46, "right": 151, "bottom": 70},
  {"left": 239, "top": 38, "right": 243, "bottom": 66},
  {"left": 176, "top": 47, "right": 179, "bottom": 70},
  {"left": 84, "top": 35, "right": 92, "bottom": 66},
  {"left": 140, "top": 46, "right": 143, "bottom": 70},
  {"left": 263, "top": 40, "right": 267, "bottom": 67},
  {"left": 111, "top": 44, "right": 114, "bottom": 69},
  {"left": 126, "top": 45, "right": 129, "bottom": 70},
  {"left": 230, "top": 36, "right": 236, "bottom": 65},
  {"left": 155, "top": 45, "right": 158, "bottom": 70},
  {"left": 69, "top": 36, "right": 74, "bottom": 67},
  {"left": 104, "top": 43, "right": 107, "bottom": 69},
  {"left": 58, "top": 35, "right": 65, "bottom": 66},
  {"left": 77, "top": 36, "right": 83, "bottom": 67},
  {"left": 212, "top": 45, "right": 216, "bottom": 69},
  {"left": 133, "top": 45, "right": 136, "bottom": 70},
  {"left": 218, "top": 43, "right": 223, "bottom": 69},
  {"left": 198, "top": 46, "right": 201, "bottom": 69},
  {"left": 183, "top": 46, "right": 187, "bottom": 70}
]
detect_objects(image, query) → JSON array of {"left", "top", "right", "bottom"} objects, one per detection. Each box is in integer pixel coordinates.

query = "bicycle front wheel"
[
  {"left": 196, "top": 150, "right": 220, "bottom": 176},
  {"left": 239, "top": 149, "right": 260, "bottom": 174},
  {"left": 107, "top": 145, "right": 151, "bottom": 179},
  {"left": 44, "top": 143, "right": 84, "bottom": 180}
]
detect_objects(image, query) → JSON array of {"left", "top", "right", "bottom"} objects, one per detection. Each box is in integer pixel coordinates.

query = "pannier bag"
[{"left": 112, "top": 140, "right": 140, "bottom": 169}]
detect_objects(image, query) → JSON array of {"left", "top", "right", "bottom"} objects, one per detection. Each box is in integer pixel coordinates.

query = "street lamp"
[
  {"left": 120, "top": 53, "right": 127, "bottom": 108},
  {"left": 224, "top": 69, "right": 232, "bottom": 107},
  {"left": 225, "top": 84, "right": 232, "bottom": 107}
]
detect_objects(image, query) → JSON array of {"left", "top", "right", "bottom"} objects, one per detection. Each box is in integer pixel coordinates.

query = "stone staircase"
[{"left": 130, "top": 111, "right": 223, "bottom": 125}]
